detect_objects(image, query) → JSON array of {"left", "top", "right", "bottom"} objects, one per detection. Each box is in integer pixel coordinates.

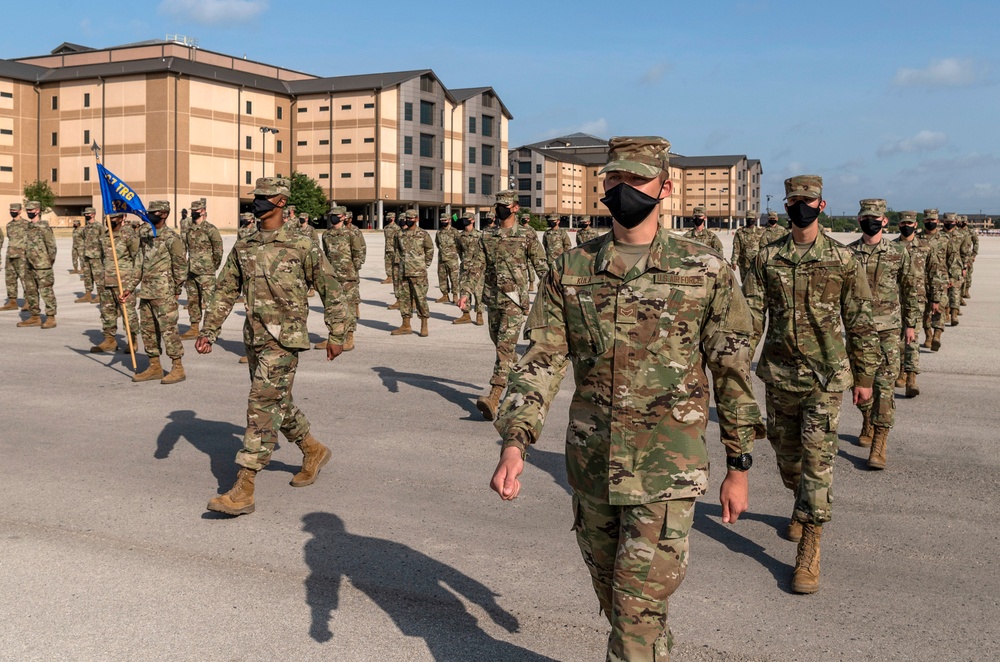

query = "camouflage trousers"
[
  {"left": 463, "top": 274, "right": 485, "bottom": 313},
  {"left": 857, "top": 329, "right": 900, "bottom": 428},
  {"left": 527, "top": 260, "right": 537, "bottom": 290},
  {"left": 437, "top": 258, "right": 460, "bottom": 297},
  {"left": 391, "top": 263, "right": 402, "bottom": 301},
  {"left": 765, "top": 385, "right": 843, "bottom": 524},
  {"left": 5, "top": 255, "right": 25, "bottom": 301},
  {"left": 488, "top": 301, "right": 526, "bottom": 388},
  {"left": 963, "top": 262, "right": 974, "bottom": 297},
  {"left": 138, "top": 297, "right": 183, "bottom": 360},
  {"left": 573, "top": 490, "right": 695, "bottom": 662},
  {"left": 99, "top": 285, "right": 138, "bottom": 336},
  {"left": 72, "top": 245, "right": 84, "bottom": 272},
  {"left": 24, "top": 267, "right": 56, "bottom": 316},
  {"left": 238, "top": 337, "right": 310, "bottom": 471},
  {"left": 81, "top": 256, "right": 102, "bottom": 294},
  {"left": 185, "top": 272, "right": 216, "bottom": 327},
  {"left": 397, "top": 273, "right": 429, "bottom": 319},
  {"left": 922, "top": 299, "right": 944, "bottom": 333},
  {"left": 340, "top": 278, "right": 360, "bottom": 333},
  {"left": 383, "top": 250, "right": 394, "bottom": 280},
  {"left": 948, "top": 280, "right": 964, "bottom": 309}
]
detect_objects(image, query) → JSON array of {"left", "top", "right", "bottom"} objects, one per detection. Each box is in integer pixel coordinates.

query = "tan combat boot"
[
  {"left": 434, "top": 294, "right": 449, "bottom": 303},
  {"left": 452, "top": 312, "right": 472, "bottom": 325},
  {"left": 179, "top": 322, "right": 199, "bottom": 340},
  {"left": 314, "top": 339, "right": 328, "bottom": 350},
  {"left": 132, "top": 357, "right": 164, "bottom": 382},
  {"left": 786, "top": 517, "right": 803, "bottom": 542},
  {"left": 0, "top": 298, "right": 18, "bottom": 311},
  {"left": 40, "top": 315, "right": 56, "bottom": 329},
  {"left": 754, "top": 422, "right": 767, "bottom": 440},
  {"left": 16, "top": 315, "right": 41, "bottom": 327},
  {"left": 791, "top": 524, "right": 822, "bottom": 594},
  {"left": 474, "top": 312, "right": 484, "bottom": 326},
  {"left": 290, "top": 434, "right": 332, "bottom": 487},
  {"left": 950, "top": 308, "right": 959, "bottom": 326},
  {"left": 418, "top": 317, "right": 429, "bottom": 337},
  {"left": 960, "top": 299, "right": 967, "bottom": 307},
  {"left": 161, "top": 358, "right": 186, "bottom": 384},
  {"left": 380, "top": 276, "right": 392, "bottom": 284},
  {"left": 19, "top": 301, "right": 28, "bottom": 311},
  {"left": 389, "top": 318, "right": 412, "bottom": 336},
  {"left": 931, "top": 329, "right": 942, "bottom": 352},
  {"left": 895, "top": 368, "right": 906, "bottom": 388},
  {"left": 307, "top": 289, "right": 315, "bottom": 297},
  {"left": 74, "top": 292, "right": 92, "bottom": 303},
  {"left": 476, "top": 386, "right": 504, "bottom": 421},
  {"left": 868, "top": 426, "right": 889, "bottom": 470},
  {"left": 858, "top": 410, "right": 874, "bottom": 447},
  {"left": 91, "top": 334, "right": 117, "bottom": 353},
  {"left": 206, "top": 468, "right": 257, "bottom": 516},
  {"left": 238, "top": 355, "right": 248, "bottom": 364},
  {"left": 387, "top": 301, "right": 400, "bottom": 310},
  {"left": 921, "top": 328, "right": 933, "bottom": 349},
  {"left": 342, "top": 332, "right": 355, "bottom": 351},
  {"left": 905, "top": 372, "right": 920, "bottom": 398}
]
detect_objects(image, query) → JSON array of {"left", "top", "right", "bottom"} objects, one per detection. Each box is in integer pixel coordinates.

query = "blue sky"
[{"left": 4, "top": 0, "right": 998, "bottom": 214}]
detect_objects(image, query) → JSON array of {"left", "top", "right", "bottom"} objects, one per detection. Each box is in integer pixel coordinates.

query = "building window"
[
  {"left": 341, "top": 104, "right": 351, "bottom": 111},
  {"left": 319, "top": 139, "right": 330, "bottom": 146},
  {"left": 50, "top": 132, "right": 57, "bottom": 147},
  {"left": 83, "top": 166, "right": 90, "bottom": 182},
  {"left": 363, "top": 137, "right": 374, "bottom": 143},
  {"left": 403, "top": 136, "right": 413, "bottom": 155},
  {"left": 518, "top": 161, "right": 530, "bottom": 174},
  {"left": 420, "top": 134, "right": 435, "bottom": 158},
  {"left": 469, "top": 116, "right": 476, "bottom": 133},
  {"left": 341, "top": 173, "right": 351, "bottom": 178},
  {"left": 404, "top": 102, "right": 413, "bottom": 121},
  {"left": 481, "top": 174, "right": 493, "bottom": 196},
  {"left": 298, "top": 107, "right": 307, "bottom": 113},
  {"left": 518, "top": 195, "right": 530, "bottom": 208},
  {"left": 364, "top": 172, "right": 374, "bottom": 178},
  {"left": 420, "top": 75, "right": 434, "bottom": 93},
  {"left": 319, "top": 105, "right": 330, "bottom": 112},
  {"left": 481, "top": 145, "right": 493, "bottom": 167},
  {"left": 0, "top": 128, "right": 11, "bottom": 136},
  {"left": 297, "top": 140, "right": 307, "bottom": 146},
  {"left": 277, "top": 107, "right": 283, "bottom": 120},
  {"left": 468, "top": 177, "right": 476, "bottom": 194},
  {"left": 246, "top": 100, "right": 252, "bottom": 115},
  {"left": 341, "top": 138, "right": 351, "bottom": 144},
  {"left": 536, "top": 197, "right": 542, "bottom": 208},
  {"left": 246, "top": 136, "right": 252, "bottom": 150},
  {"left": 0, "top": 165, "right": 11, "bottom": 172},
  {"left": 276, "top": 140, "right": 283, "bottom": 153},
  {"left": 51, "top": 168, "right": 57, "bottom": 182},
  {"left": 83, "top": 129, "right": 90, "bottom": 145},
  {"left": 246, "top": 171, "right": 252, "bottom": 184},
  {"left": 482, "top": 93, "right": 493, "bottom": 108},
  {"left": 518, "top": 178, "right": 531, "bottom": 191},
  {"left": 51, "top": 96, "right": 58, "bottom": 110},
  {"left": 419, "top": 100, "right": 434, "bottom": 125},
  {"left": 319, "top": 173, "right": 330, "bottom": 179},
  {"left": 537, "top": 181, "right": 543, "bottom": 191},
  {"left": 482, "top": 115, "right": 494, "bottom": 137},
  {"left": 0, "top": 91, "right": 12, "bottom": 99},
  {"left": 364, "top": 103, "right": 374, "bottom": 109},
  {"left": 419, "top": 166, "right": 434, "bottom": 190},
  {"left": 468, "top": 147, "right": 476, "bottom": 164},
  {"left": 536, "top": 163, "right": 542, "bottom": 174},
  {"left": 403, "top": 169, "right": 413, "bottom": 189},
  {"left": 83, "top": 93, "right": 90, "bottom": 108}
]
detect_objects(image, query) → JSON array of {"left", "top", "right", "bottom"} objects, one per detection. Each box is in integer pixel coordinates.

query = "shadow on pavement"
[
  {"left": 837, "top": 435, "right": 871, "bottom": 471},
  {"left": 155, "top": 409, "right": 297, "bottom": 493},
  {"left": 301, "top": 512, "right": 556, "bottom": 661},
  {"left": 372, "top": 366, "right": 481, "bottom": 419},
  {"left": 693, "top": 502, "right": 793, "bottom": 593}
]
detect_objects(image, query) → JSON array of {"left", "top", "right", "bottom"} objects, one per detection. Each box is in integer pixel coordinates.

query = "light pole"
[
  {"left": 259, "top": 126, "right": 279, "bottom": 178},
  {"left": 766, "top": 194, "right": 772, "bottom": 213}
]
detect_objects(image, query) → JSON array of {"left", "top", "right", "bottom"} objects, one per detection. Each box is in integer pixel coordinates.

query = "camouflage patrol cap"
[
  {"left": 463, "top": 211, "right": 476, "bottom": 220},
  {"left": 240, "top": 212, "right": 254, "bottom": 221},
  {"left": 287, "top": 205, "right": 297, "bottom": 211},
  {"left": 346, "top": 211, "right": 353, "bottom": 218},
  {"left": 84, "top": 206, "right": 96, "bottom": 215},
  {"left": 404, "top": 209, "right": 419, "bottom": 220},
  {"left": 580, "top": 215, "right": 592, "bottom": 223},
  {"left": 439, "top": 213, "right": 450, "bottom": 222},
  {"left": 495, "top": 190, "right": 517, "bottom": 206},
  {"left": 299, "top": 213, "right": 310, "bottom": 221},
  {"left": 9, "top": 202, "right": 21, "bottom": 211},
  {"left": 330, "top": 205, "right": 347, "bottom": 215},
  {"left": 959, "top": 215, "right": 968, "bottom": 222},
  {"left": 108, "top": 211, "right": 125, "bottom": 218},
  {"left": 692, "top": 206, "right": 706, "bottom": 216},
  {"left": 25, "top": 201, "right": 41, "bottom": 211},
  {"left": 923, "top": 208, "right": 939, "bottom": 220},
  {"left": 190, "top": 199, "right": 206, "bottom": 211},
  {"left": 599, "top": 136, "right": 671, "bottom": 177},
  {"left": 745, "top": 210, "right": 757, "bottom": 220},
  {"left": 784, "top": 175, "right": 823, "bottom": 200},
  {"left": 545, "top": 214, "right": 559, "bottom": 222},
  {"left": 72, "top": 218, "right": 80, "bottom": 225},
  {"left": 943, "top": 212, "right": 958, "bottom": 222},
  {"left": 858, "top": 198, "right": 887, "bottom": 218},
  {"left": 899, "top": 211, "right": 918, "bottom": 222},
  {"left": 767, "top": 210, "right": 779, "bottom": 220},
  {"left": 148, "top": 200, "right": 170, "bottom": 212},
  {"left": 386, "top": 212, "right": 396, "bottom": 219},
  {"left": 251, "top": 176, "right": 290, "bottom": 197}
]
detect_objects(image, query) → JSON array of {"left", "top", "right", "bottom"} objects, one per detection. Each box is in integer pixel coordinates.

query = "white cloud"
[
  {"left": 158, "top": 0, "right": 267, "bottom": 25},
  {"left": 877, "top": 130, "right": 948, "bottom": 158},
  {"left": 639, "top": 62, "right": 671, "bottom": 85},
  {"left": 892, "top": 58, "right": 988, "bottom": 87},
  {"left": 576, "top": 118, "right": 608, "bottom": 135}
]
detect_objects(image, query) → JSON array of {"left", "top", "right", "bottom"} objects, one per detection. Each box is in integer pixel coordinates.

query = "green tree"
[
  {"left": 288, "top": 172, "right": 328, "bottom": 220},
  {"left": 22, "top": 179, "right": 56, "bottom": 211}
]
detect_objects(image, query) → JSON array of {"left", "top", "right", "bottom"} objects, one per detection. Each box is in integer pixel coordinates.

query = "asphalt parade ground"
[{"left": 1, "top": 229, "right": 998, "bottom": 661}]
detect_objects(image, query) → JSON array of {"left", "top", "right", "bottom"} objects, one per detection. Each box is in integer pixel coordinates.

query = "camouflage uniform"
[
  {"left": 455, "top": 218, "right": 486, "bottom": 315},
  {"left": 238, "top": 212, "right": 257, "bottom": 240},
  {"left": 393, "top": 215, "right": 434, "bottom": 322},
  {"left": 759, "top": 212, "right": 788, "bottom": 247},
  {"left": 344, "top": 213, "right": 367, "bottom": 311},
  {"left": 960, "top": 217, "right": 977, "bottom": 298},
  {"left": 382, "top": 213, "right": 399, "bottom": 281},
  {"left": 916, "top": 210, "right": 952, "bottom": 347},
  {"left": 731, "top": 213, "right": 764, "bottom": 279},
  {"left": 79, "top": 210, "right": 102, "bottom": 299},
  {"left": 575, "top": 216, "right": 602, "bottom": 245},
  {"left": 683, "top": 225, "right": 724, "bottom": 254},
  {"left": 542, "top": 216, "right": 572, "bottom": 267},
  {"left": 435, "top": 216, "right": 461, "bottom": 300},
  {"left": 71, "top": 221, "right": 85, "bottom": 272},
  {"left": 96, "top": 219, "right": 140, "bottom": 338},
  {"left": 497, "top": 138, "right": 760, "bottom": 660},
  {"left": 847, "top": 200, "right": 918, "bottom": 440},
  {"left": 942, "top": 213, "right": 971, "bottom": 319},
  {"left": 518, "top": 214, "right": 537, "bottom": 290},
  {"left": 321, "top": 209, "right": 364, "bottom": 334},
  {"left": 745, "top": 189, "right": 879, "bottom": 526},
  {"left": 201, "top": 193, "right": 347, "bottom": 471},
  {"left": 22, "top": 207, "right": 57, "bottom": 319},
  {"left": 298, "top": 214, "right": 320, "bottom": 244},
  {"left": 127, "top": 217, "right": 186, "bottom": 361},
  {"left": 4, "top": 206, "right": 29, "bottom": 305},
  {"left": 895, "top": 212, "right": 946, "bottom": 383},
  {"left": 183, "top": 202, "right": 224, "bottom": 330}
]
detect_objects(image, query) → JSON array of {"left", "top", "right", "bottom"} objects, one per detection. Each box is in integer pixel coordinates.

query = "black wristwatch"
[{"left": 726, "top": 454, "right": 753, "bottom": 471}]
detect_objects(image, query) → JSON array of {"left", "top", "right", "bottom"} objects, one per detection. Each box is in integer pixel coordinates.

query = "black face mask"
[
  {"left": 251, "top": 198, "right": 278, "bottom": 218},
  {"left": 403, "top": 220, "right": 416, "bottom": 228},
  {"left": 191, "top": 211, "right": 203, "bottom": 220},
  {"left": 548, "top": 221, "right": 558, "bottom": 228},
  {"left": 27, "top": 212, "right": 38, "bottom": 219},
  {"left": 899, "top": 225, "right": 916, "bottom": 238},
  {"left": 924, "top": 221, "right": 938, "bottom": 231},
  {"left": 10, "top": 211, "right": 17, "bottom": 218},
  {"left": 943, "top": 222, "right": 955, "bottom": 230},
  {"left": 786, "top": 201, "right": 820, "bottom": 228},
  {"left": 495, "top": 204, "right": 513, "bottom": 221},
  {"left": 600, "top": 183, "right": 661, "bottom": 229},
  {"left": 859, "top": 218, "right": 883, "bottom": 236},
  {"left": 767, "top": 218, "right": 777, "bottom": 225}
]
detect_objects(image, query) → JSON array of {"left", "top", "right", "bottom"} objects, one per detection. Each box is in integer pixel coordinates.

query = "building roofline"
[{"left": 449, "top": 86, "right": 513, "bottom": 119}]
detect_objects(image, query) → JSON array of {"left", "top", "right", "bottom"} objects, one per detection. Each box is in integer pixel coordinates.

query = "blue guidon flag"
[{"left": 96, "top": 162, "right": 156, "bottom": 236}]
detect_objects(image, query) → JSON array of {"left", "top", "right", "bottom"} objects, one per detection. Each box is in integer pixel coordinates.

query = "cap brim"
[
  {"left": 783, "top": 192, "right": 821, "bottom": 200},
  {"left": 599, "top": 160, "right": 662, "bottom": 177}
]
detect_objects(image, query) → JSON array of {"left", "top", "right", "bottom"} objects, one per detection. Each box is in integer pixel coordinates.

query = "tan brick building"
[{"left": 0, "top": 38, "right": 511, "bottom": 229}]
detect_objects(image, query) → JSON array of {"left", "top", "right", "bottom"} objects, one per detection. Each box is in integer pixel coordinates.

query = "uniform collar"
[
  {"left": 775, "top": 228, "right": 834, "bottom": 264},
  {"left": 595, "top": 227, "right": 674, "bottom": 278}
]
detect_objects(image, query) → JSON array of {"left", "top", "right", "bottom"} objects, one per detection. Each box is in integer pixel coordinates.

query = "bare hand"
[
  {"left": 904, "top": 327, "right": 916, "bottom": 344},
  {"left": 932, "top": 303, "right": 940, "bottom": 314},
  {"left": 490, "top": 446, "right": 524, "bottom": 501},
  {"left": 456, "top": 296, "right": 468, "bottom": 311},
  {"left": 194, "top": 337, "right": 213, "bottom": 354},
  {"left": 326, "top": 343, "right": 343, "bottom": 361},
  {"left": 853, "top": 385, "right": 873, "bottom": 405},
  {"left": 118, "top": 291, "right": 131, "bottom": 304},
  {"left": 720, "top": 470, "right": 749, "bottom": 524}
]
